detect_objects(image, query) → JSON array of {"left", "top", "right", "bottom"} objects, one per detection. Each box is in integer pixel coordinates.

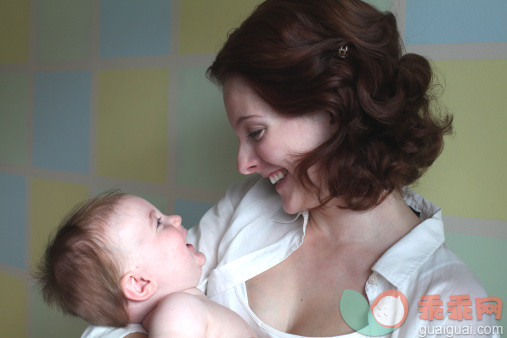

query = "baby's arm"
[{"left": 148, "top": 292, "right": 208, "bottom": 337}]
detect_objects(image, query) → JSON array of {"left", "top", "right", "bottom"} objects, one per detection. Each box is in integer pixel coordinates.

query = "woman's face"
[{"left": 224, "top": 75, "right": 334, "bottom": 214}]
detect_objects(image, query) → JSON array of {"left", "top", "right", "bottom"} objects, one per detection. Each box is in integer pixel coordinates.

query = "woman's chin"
[
  {"left": 280, "top": 190, "right": 322, "bottom": 215},
  {"left": 281, "top": 198, "right": 302, "bottom": 215}
]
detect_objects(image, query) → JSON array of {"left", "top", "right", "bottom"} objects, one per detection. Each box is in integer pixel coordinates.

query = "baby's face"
[{"left": 111, "top": 195, "right": 206, "bottom": 293}]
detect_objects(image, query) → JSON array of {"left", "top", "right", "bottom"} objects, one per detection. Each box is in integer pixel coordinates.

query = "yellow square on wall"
[
  {"left": 0, "top": 0, "right": 30, "bottom": 63},
  {"left": 0, "top": 272, "right": 26, "bottom": 337},
  {"left": 180, "top": 0, "right": 261, "bottom": 54},
  {"left": 31, "top": 178, "right": 89, "bottom": 263},
  {"left": 97, "top": 68, "right": 169, "bottom": 184},
  {"left": 415, "top": 59, "right": 507, "bottom": 221}
]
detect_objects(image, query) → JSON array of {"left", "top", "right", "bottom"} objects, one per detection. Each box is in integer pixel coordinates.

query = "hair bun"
[{"left": 397, "top": 53, "right": 432, "bottom": 109}]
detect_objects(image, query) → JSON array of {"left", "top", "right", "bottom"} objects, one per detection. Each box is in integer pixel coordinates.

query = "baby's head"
[{"left": 34, "top": 191, "right": 205, "bottom": 327}]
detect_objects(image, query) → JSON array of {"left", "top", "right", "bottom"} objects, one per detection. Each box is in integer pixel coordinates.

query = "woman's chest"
[{"left": 245, "top": 244, "right": 370, "bottom": 336}]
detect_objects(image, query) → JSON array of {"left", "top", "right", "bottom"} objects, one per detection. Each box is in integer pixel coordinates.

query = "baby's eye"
[
  {"left": 247, "top": 128, "right": 265, "bottom": 141},
  {"left": 156, "top": 217, "right": 162, "bottom": 228}
]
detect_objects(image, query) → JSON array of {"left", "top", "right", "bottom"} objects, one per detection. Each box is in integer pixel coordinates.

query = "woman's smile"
[
  {"left": 267, "top": 169, "right": 287, "bottom": 185},
  {"left": 223, "top": 75, "right": 334, "bottom": 214}
]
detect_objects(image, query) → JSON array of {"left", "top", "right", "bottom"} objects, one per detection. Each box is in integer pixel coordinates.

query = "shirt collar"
[
  {"left": 272, "top": 207, "right": 305, "bottom": 224},
  {"left": 271, "top": 188, "right": 446, "bottom": 290},
  {"left": 371, "top": 189, "right": 445, "bottom": 288}
]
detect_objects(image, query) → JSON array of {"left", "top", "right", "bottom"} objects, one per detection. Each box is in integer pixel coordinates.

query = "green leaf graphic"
[
  {"left": 340, "top": 289, "right": 370, "bottom": 331},
  {"left": 340, "top": 289, "right": 397, "bottom": 337}
]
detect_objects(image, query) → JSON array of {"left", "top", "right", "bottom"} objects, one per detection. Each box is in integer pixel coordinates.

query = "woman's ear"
[{"left": 121, "top": 271, "right": 158, "bottom": 302}]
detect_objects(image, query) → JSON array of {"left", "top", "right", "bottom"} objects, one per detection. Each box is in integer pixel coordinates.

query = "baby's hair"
[{"left": 33, "top": 190, "right": 131, "bottom": 327}]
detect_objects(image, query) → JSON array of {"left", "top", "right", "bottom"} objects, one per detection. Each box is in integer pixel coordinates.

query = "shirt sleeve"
[{"left": 187, "top": 177, "right": 259, "bottom": 293}]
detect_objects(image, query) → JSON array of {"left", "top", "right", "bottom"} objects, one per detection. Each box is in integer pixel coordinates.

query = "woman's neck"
[{"left": 306, "top": 191, "right": 421, "bottom": 250}]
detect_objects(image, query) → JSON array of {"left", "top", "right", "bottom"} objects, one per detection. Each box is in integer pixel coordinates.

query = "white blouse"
[{"left": 83, "top": 177, "right": 500, "bottom": 337}]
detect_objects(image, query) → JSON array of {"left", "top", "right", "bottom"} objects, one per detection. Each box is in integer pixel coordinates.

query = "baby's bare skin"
[{"left": 144, "top": 288, "right": 256, "bottom": 338}]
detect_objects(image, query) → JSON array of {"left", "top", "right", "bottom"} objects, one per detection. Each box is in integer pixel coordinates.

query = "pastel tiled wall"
[{"left": 0, "top": 0, "right": 505, "bottom": 336}]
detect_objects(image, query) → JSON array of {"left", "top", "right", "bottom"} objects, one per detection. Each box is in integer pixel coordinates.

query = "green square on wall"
[
  {"left": 176, "top": 67, "right": 244, "bottom": 191},
  {"left": 34, "top": 0, "right": 92, "bottom": 62},
  {"left": 0, "top": 73, "right": 28, "bottom": 165}
]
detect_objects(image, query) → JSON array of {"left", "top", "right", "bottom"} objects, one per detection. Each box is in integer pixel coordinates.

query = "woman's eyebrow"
[{"left": 236, "top": 114, "right": 262, "bottom": 128}]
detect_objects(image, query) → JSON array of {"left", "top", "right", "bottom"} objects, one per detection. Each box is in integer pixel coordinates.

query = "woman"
[
  {"left": 192, "top": 0, "right": 497, "bottom": 337},
  {"left": 83, "top": 0, "right": 498, "bottom": 337}
]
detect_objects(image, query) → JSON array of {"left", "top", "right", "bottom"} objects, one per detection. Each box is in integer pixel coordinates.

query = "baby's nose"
[
  {"left": 167, "top": 215, "right": 182, "bottom": 227},
  {"left": 168, "top": 215, "right": 187, "bottom": 236}
]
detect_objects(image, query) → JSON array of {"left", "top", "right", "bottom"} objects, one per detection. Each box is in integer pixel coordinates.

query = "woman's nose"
[{"left": 237, "top": 143, "right": 259, "bottom": 175}]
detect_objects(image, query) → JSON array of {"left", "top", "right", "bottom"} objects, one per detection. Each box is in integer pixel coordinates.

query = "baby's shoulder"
[
  {"left": 158, "top": 291, "right": 256, "bottom": 338},
  {"left": 150, "top": 291, "right": 208, "bottom": 336},
  {"left": 157, "top": 290, "right": 207, "bottom": 314}
]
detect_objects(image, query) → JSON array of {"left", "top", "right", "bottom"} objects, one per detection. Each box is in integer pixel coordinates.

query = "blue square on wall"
[
  {"left": 0, "top": 173, "right": 26, "bottom": 269},
  {"left": 33, "top": 71, "right": 91, "bottom": 174},
  {"left": 175, "top": 199, "right": 213, "bottom": 229},
  {"left": 99, "top": 0, "right": 172, "bottom": 58},
  {"left": 405, "top": 0, "right": 507, "bottom": 45}
]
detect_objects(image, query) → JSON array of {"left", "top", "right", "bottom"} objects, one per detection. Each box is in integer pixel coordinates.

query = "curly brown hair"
[
  {"left": 33, "top": 191, "right": 131, "bottom": 327},
  {"left": 208, "top": 0, "right": 453, "bottom": 210}
]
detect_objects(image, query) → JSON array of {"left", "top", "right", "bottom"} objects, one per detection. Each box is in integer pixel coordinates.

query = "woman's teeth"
[{"left": 269, "top": 170, "right": 287, "bottom": 184}]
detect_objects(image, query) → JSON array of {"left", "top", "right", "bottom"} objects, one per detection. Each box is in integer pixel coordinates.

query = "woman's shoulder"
[
  {"left": 415, "top": 242, "right": 489, "bottom": 298},
  {"left": 399, "top": 243, "right": 500, "bottom": 336}
]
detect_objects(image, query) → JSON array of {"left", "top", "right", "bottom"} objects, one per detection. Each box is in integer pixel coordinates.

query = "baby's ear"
[{"left": 121, "top": 271, "right": 157, "bottom": 302}]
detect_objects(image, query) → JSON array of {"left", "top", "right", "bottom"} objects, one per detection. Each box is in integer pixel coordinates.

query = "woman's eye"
[{"left": 248, "top": 128, "right": 265, "bottom": 141}]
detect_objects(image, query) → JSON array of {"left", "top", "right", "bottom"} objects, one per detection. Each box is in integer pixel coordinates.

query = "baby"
[{"left": 34, "top": 191, "right": 256, "bottom": 337}]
